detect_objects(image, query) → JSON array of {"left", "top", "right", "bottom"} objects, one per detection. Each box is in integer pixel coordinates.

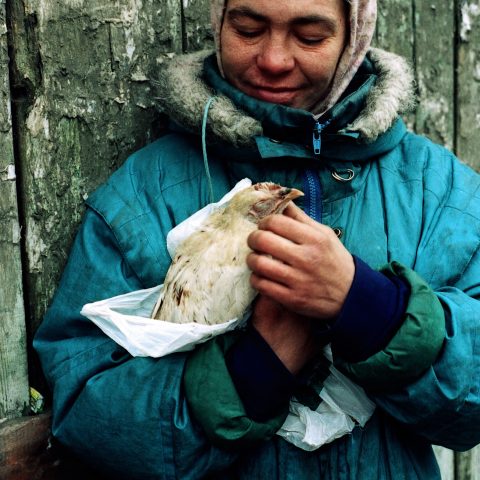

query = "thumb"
[{"left": 283, "top": 202, "right": 323, "bottom": 230}]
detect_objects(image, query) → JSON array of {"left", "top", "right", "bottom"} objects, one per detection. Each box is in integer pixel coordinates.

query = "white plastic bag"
[
  {"left": 277, "top": 400, "right": 355, "bottom": 451},
  {"left": 276, "top": 357, "right": 376, "bottom": 451},
  {"left": 166, "top": 178, "right": 252, "bottom": 258},
  {"left": 81, "top": 178, "right": 375, "bottom": 451},
  {"left": 81, "top": 285, "right": 246, "bottom": 357}
]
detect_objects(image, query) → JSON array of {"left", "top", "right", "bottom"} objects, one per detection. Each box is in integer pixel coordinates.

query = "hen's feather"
[{"left": 152, "top": 182, "right": 303, "bottom": 324}]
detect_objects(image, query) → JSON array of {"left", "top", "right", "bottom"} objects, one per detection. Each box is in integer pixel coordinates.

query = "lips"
[{"left": 245, "top": 83, "right": 301, "bottom": 105}]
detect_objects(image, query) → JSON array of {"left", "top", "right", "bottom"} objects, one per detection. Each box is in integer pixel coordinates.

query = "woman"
[{"left": 34, "top": 0, "right": 480, "bottom": 478}]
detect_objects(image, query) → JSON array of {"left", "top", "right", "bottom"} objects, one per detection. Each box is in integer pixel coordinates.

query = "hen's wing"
[{"left": 153, "top": 220, "right": 256, "bottom": 324}]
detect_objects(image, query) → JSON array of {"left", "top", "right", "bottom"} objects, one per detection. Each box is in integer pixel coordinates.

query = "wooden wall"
[
  {"left": 0, "top": 0, "right": 479, "bottom": 478},
  {"left": 0, "top": 0, "right": 29, "bottom": 421}
]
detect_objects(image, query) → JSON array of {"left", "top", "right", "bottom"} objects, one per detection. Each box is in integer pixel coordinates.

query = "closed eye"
[
  {"left": 296, "top": 35, "right": 326, "bottom": 46},
  {"left": 236, "top": 28, "right": 264, "bottom": 39}
]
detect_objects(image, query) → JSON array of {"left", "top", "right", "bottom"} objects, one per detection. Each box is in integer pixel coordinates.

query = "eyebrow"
[{"left": 226, "top": 7, "right": 338, "bottom": 32}]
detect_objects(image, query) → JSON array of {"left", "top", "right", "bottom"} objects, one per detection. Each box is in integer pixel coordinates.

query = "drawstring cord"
[{"left": 202, "top": 96, "right": 216, "bottom": 204}]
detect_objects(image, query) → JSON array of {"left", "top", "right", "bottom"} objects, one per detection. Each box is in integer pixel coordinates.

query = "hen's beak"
[
  {"left": 275, "top": 187, "right": 304, "bottom": 213},
  {"left": 281, "top": 187, "right": 304, "bottom": 201}
]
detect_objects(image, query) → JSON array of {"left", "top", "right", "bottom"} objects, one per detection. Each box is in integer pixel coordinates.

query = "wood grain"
[
  {"left": 0, "top": 0, "right": 29, "bottom": 420},
  {"left": 0, "top": 412, "right": 108, "bottom": 480},
  {"left": 456, "top": 0, "right": 480, "bottom": 170}
]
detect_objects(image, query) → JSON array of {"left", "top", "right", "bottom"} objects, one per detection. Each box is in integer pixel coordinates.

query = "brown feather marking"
[
  {"left": 174, "top": 283, "right": 190, "bottom": 306},
  {"left": 174, "top": 283, "right": 183, "bottom": 306}
]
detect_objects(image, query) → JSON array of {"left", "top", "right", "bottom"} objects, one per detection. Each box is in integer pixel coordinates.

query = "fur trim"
[
  {"left": 348, "top": 48, "right": 417, "bottom": 142},
  {"left": 154, "top": 50, "right": 261, "bottom": 147},
  {"left": 153, "top": 47, "right": 416, "bottom": 145}
]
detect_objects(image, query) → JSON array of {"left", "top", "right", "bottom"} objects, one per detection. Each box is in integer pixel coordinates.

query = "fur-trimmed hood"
[{"left": 154, "top": 47, "right": 416, "bottom": 147}]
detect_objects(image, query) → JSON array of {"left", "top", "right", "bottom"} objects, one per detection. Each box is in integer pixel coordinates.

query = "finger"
[
  {"left": 257, "top": 213, "right": 329, "bottom": 246},
  {"left": 250, "top": 272, "right": 293, "bottom": 305},
  {"left": 247, "top": 229, "right": 302, "bottom": 265},
  {"left": 247, "top": 252, "right": 297, "bottom": 287},
  {"left": 283, "top": 203, "right": 325, "bottom": 232}
]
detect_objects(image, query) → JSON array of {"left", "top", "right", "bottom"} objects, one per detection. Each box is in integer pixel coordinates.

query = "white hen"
[{"left": 151, "top": 182, "right": 303, "bottom": 324}]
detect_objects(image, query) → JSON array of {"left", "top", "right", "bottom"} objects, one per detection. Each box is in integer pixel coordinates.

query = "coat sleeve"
[
  {"left": 370, "top": 249, "right": 480, "bottom": 451},
  {"left": 33, "top": 207, "right": 238, "bottom": 480},
  {"left": 336, "top": 149, "right": 480, "bottom": 452}
]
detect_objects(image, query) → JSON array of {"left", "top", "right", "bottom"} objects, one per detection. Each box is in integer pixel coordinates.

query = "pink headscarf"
[{"left": 210, "top": 0, "right": 377, "bottom": 116}]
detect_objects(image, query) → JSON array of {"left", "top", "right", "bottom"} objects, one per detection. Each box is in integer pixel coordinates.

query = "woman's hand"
[
  {"left": 251, "top": 295, "right": 319, "bottom": 374},
  {"left": 247, "top": 203, "right": 355, "bottom": 320}
]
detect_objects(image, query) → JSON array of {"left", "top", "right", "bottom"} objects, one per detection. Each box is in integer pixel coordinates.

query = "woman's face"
[{"left": 220, "top": 0, "right": 348, "bottom": 110}]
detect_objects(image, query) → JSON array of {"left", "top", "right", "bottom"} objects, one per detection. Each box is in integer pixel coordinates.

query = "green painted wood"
[
  {"left": 375, "top": 0, "right": 414, "bottom": 62},
  {"left": 413, "top": 1, "right": 456, "bottom": 150},
  {"left": 8, "top": 0, "right": 182, "bottom": 335},
  {"left": 0, "top": 0, "right": 29, "bottom": 420},
  {"left": 434, "top": 446, "right": 455, "bottom": 480},
  {"left": 183, "top": 0, "right": 213, "bottom": 52},
  {"left": 456, "top": 0, "right": 480, "bottom": 171},
  {"left": 457, "top": 448, "right": 480, "bottom": 480},
  {"left": 374, "top": 0, "right": 415, "bottom": 129}
]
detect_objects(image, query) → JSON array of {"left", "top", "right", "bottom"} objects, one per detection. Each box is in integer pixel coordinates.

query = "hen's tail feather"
[{"left": 151, "top": 295, "right": 163, "bottom": 319}]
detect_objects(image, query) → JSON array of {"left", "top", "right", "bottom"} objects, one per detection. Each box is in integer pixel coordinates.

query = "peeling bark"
[{"left": 0, "top": 0, "right": 29, "bottom": 420}]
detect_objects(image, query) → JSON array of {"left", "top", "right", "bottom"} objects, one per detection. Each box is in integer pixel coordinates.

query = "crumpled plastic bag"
[
  {"left": 276, "top": 352, "right": 376, "bottom": 451},
  {"left": 166, "top": 178, "right": 253, "bottom": 258},
  {"left": 81, "top": 178, "right": 375, "bottom": 451}
]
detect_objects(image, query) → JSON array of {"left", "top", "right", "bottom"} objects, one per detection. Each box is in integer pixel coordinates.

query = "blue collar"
[{"left": 201, "top": 55, "right": 407, "bottom": 163}]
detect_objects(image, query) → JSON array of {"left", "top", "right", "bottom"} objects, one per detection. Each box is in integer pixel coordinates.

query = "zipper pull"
[{"left": 313, "top": 121, "right": 322, "bottom": 155}]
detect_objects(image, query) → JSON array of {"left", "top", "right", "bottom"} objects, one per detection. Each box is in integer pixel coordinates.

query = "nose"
[{"left": 256, "top": 35, "right": 295, "bottom": 76}]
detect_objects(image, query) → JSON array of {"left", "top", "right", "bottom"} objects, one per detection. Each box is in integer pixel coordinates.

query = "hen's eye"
[{"left": 253, "top": 199, "right": 276, "bottom": 215}]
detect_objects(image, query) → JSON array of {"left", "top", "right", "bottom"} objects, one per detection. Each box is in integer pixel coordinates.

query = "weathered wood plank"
[
  {"left": 375, "top": 0, "right": 414, "bottom": 62},
  {"left": 456, "top": 448, "right": 480, "bottom": 480},
  {"left": 8, "top": 0, "right": 182, "bottom": 335},
  {"left": 376, "top": 4, "right": 469, "bottom": 479},
  {"left": 0, "top": 411, "right": 108, "bottom": 479},
  {"left": 0, "top": 0, "right": 29, "bottom": 420},
  {"left": 374, "top": 1, "right": 415, "bottom": 129},
  {"left": 433, "top": 446, "right": 455, "bottom": 480},
  {"left": 183, "top": 0, "right": 213, "bottom": 52},
  {"left": 0, "top": 412, "right": 53, "bottom": 479},
  {"left": 450, "top": 2, "right": 480, "bottom": 473},
  {"left": 413, "top": 1, "right": 456, "bottom": 150},
  {"left": 456, "top": 0, "right": 480, "bottom": 171}
]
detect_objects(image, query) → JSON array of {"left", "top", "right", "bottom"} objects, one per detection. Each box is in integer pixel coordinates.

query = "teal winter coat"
[{"left": 34, "top": 49, "right": 480, "bottom": 479}]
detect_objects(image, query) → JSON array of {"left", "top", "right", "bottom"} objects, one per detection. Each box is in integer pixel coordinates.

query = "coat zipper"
[
  {"left": 303, "top": 169, "right": 322, "bottom": 222},
  {"left": 312, "top": 119, "right": 331, "bottom": 156},
  {"left": 313, "top": 121, "right": 322, "bottom": 156},
  {"left": 303, "top": 120, "right": 330, "bottom": 222}
]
